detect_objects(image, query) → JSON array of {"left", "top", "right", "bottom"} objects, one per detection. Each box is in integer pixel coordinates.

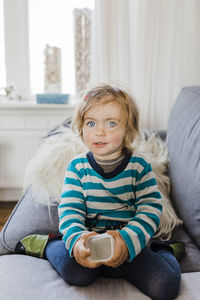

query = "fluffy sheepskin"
[{"left": 23, "top": 128, "right": 182, "bottom": 239}]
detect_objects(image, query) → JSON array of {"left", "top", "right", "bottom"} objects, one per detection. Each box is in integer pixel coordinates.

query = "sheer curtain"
[{"left": 90, "top": 0, "right": 200, "bottom": 129}]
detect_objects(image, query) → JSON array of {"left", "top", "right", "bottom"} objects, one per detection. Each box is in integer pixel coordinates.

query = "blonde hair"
[{"left": 72, "top": 84, "right": 139, "bottom": 151}]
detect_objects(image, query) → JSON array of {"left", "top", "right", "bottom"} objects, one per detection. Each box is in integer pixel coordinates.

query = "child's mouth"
[{"left": 94, "top": 142, "right": 107, "bottom": 146}]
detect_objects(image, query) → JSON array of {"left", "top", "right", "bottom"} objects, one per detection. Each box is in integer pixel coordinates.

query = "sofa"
[{"left": 0, "top": 86, "right": 200, "bottom": 300}]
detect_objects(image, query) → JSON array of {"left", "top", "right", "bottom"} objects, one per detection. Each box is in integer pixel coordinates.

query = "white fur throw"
[{"left": 23, "top": 128, "right": 182, "bottom": 239}]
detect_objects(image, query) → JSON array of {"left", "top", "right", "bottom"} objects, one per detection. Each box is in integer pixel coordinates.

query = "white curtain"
[{"left": 90, "top": 0, "right": 200, "bottom": 130}]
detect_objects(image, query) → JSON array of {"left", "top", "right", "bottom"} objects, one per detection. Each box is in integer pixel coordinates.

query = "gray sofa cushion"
[
  {"left": 0, "top": 255, "right": 199, "bottom": 300},
  {"left": 168, "top": 86, "right": 200, "bottom": 249},
  {"left": 0, "top": 255, "right": 150, "bottom": 300},
  {"left": 1, "top": 187, "right": 59, "bottom": 252}
]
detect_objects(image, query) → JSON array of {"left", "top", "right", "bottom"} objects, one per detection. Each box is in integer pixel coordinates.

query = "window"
[
  {"left": 1, "top": 0, "right": 94, "bottom": 99},
  {"left": 29, "top": 0, "right": 94, "bottom": 95}
]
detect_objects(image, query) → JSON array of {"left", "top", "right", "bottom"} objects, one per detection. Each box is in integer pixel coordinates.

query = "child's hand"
[
  {"left": 104, "top": 230, "right": 129, "bottom": 268},
  {"left": 73, "top": 232, "right": 102, "bottom": 269}
]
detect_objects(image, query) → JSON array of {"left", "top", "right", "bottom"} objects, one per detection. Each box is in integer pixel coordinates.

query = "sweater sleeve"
[
  {"left": 58, "top": 162, "right": 89, "bottom": 256},
  {"left": 118, "top": 161, "right": 162, "bottom": 261}
]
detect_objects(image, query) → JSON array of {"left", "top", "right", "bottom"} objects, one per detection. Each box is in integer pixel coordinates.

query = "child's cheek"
[{"left": 110, "top": 129, "right": 126, "bottom": 143}]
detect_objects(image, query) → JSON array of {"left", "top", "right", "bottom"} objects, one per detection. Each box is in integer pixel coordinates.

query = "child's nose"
[{"left": 95, "top": 126, "right": 106, "bottom": 136}]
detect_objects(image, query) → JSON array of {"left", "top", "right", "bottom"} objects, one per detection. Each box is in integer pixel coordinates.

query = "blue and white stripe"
[{"left": 58, "top": 151, "right": 162, "bottom": 261}]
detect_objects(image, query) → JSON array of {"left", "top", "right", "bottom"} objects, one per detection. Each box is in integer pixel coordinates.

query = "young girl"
[{"left": 16, "top": 85, "right": 181, "bottom": 300}]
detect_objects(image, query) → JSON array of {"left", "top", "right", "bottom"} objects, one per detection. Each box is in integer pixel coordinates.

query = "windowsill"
[
  {"left": 0, "top": 96, "right": 79, "bottom": 110},
  {"left": 0, "top": 93, "right": 80, "bottom": 108},
  {"left": 0, "top": 100, "right": 76, "bottom": 109}
]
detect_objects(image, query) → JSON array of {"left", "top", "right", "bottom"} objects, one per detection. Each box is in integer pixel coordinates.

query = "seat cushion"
[
  {"left": 0, "top": 255, "right": 200, "bottom": 300},
  {"left": 0, "top": 255, "right": 150, "bottom": 300},
  {"left": 168, "top": 86, "right": 200, "bottom": 249}
]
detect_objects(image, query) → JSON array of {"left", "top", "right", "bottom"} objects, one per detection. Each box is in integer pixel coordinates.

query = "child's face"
[{"left": 82, "top": 100, "right": 126, "bottom": 159}]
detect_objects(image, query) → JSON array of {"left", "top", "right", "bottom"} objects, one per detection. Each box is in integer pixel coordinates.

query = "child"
[{"left": 16, "top": 84, "right": 181, "bottom": 300}]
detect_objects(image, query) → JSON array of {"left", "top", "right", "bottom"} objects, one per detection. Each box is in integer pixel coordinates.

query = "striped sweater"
[{"left": 58, "top": 150, "right": 162, "bottom": 262}]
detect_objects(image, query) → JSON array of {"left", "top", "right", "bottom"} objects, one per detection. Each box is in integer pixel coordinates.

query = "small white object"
[{"left": 86, "top": 233, "right": 115, "bottom": 263}]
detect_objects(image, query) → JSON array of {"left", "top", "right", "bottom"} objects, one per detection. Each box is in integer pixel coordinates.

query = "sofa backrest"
[{"left": 167, "top": 86, "right": 200, "bottom": 249}]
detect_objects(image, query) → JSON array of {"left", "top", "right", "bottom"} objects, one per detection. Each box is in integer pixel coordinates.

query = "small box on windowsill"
[{"left": 36, "top": 94, "right": 69, "bottom": 104}]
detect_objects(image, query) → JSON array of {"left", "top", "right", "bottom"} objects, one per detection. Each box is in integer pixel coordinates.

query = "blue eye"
[
  {"left": 87, "top": 121, "right": 95, "bottom": 127},
  {"left": 107, "top": 121, "right": 117, "bottom": 128}
]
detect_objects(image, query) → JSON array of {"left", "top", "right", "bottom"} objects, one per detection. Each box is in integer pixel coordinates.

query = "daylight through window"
[{"left": 29, "top": 0, "right": 94, "bottom": 95}]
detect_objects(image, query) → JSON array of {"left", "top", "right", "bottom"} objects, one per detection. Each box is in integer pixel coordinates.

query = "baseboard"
[{"left": 0, "top": 188, "right": 22, "bottom": 202}]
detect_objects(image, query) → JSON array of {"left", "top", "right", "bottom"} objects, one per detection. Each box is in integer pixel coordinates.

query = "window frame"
[{"left": 3, "top": 0, "right": 30, "bottom": 98}]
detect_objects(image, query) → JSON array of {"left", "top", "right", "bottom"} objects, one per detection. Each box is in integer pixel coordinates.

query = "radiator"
[{"left": 0, "top": 102, "right": 74, "bottom": 201}]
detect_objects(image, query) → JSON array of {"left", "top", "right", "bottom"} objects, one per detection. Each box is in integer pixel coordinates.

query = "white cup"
[{"left": 86, "top": 233, "right": 115, "bottom": 263}]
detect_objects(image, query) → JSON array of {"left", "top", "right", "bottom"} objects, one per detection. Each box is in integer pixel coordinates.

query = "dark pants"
[{"left": 45, "top": 240, "right": 181, "bottom": 300}]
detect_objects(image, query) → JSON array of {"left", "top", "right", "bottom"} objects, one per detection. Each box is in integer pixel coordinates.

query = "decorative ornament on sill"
[
  {"left": 73, "top": 8, "right": 92, "bottom": 95},
  {"left": 44, "top": 44, "right": 61, "bottom": 93},
  {"left": 0, "top": 85, "right": 22, "bottom": 101}
]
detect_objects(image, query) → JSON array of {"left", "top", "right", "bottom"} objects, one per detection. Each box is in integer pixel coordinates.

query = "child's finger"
[
  {"left": 84, "top": 260, "right": 102, "bottom": 269},
  {"left": 79, "top": 240, "right": 91, "bottom": 258},
  {"left": 77, "top": 254, "right": 102, "bottom": 269},
  {"left": 104, "top": 242, "right": 128, "bottom": 267}
]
